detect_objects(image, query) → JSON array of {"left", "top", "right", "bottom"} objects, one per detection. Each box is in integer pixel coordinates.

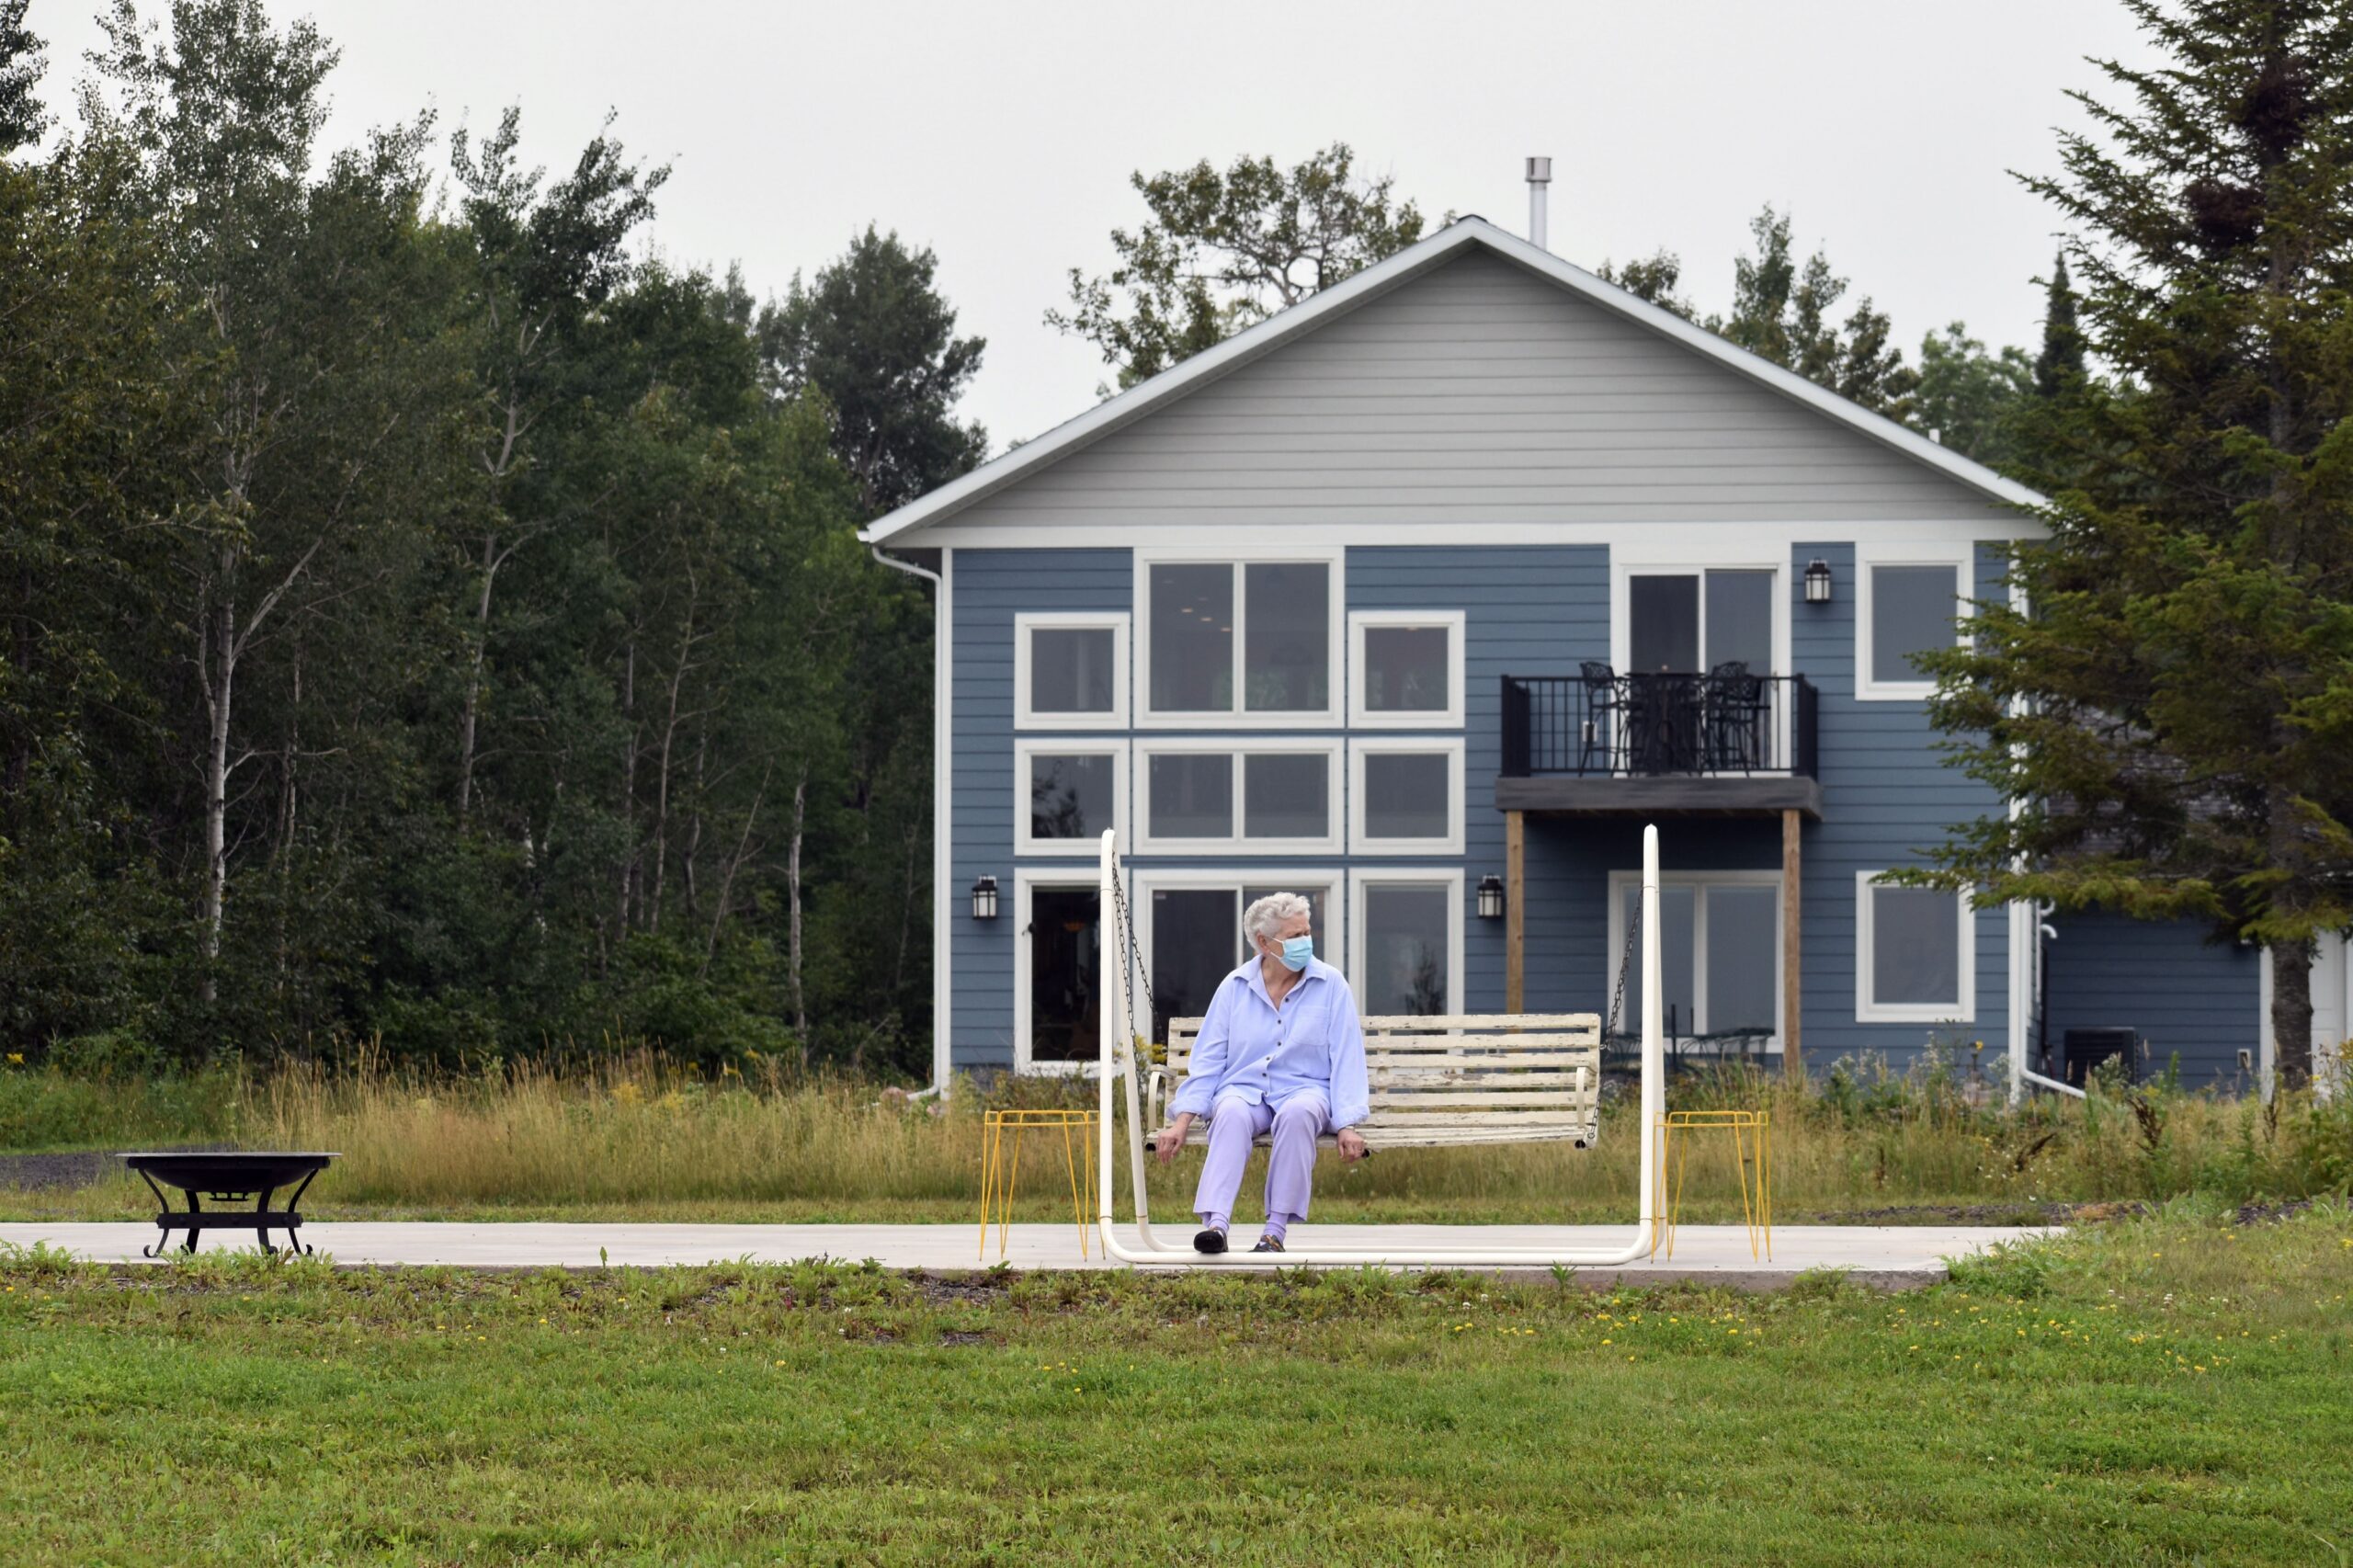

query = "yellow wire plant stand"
[
  {"left": 978, "top": 1108, "right": 1100, "bottom": 1260},
  {"left": 1653, "top": 1108, "right": 1771, "bottom": 1260}
]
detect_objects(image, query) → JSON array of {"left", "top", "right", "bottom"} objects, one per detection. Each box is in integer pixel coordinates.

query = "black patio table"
[{"left": 118, "top": 1151, "right": 337, "bottom": 1257}]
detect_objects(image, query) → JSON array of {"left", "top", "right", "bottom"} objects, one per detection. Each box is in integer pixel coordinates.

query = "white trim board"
[
  {"left": 882, "top": 519, "right": 2050, "bottom": 551},
  {"left": 1013, "top": 611, "right": 1130, "bottom": 731},
  {"left": 1855, "top": 872, "right": 1978, "bottom": 1025},
  {"left": 1349, "top": 869, "right": 1468, "bottom": 1018},
  {"left": 859, "top": 216, "right": 2046, "bottom": 549},
  {"left": 1347, "top": 609, "right": 1467, "bottom": 729},
  {"left": 1603, "top": 869, "right": 1786, "bottom": 1052},
  {"left": 935, "top": 549, "right": 953, "bottom": 1091},
  {"left": 1347, "top": 736, "right": 1468, "bottom": 857}
]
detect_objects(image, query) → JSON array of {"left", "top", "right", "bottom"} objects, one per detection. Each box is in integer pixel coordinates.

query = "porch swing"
[{"left": 1091, "top": 824, "right": 1670, "bottom": 1267}]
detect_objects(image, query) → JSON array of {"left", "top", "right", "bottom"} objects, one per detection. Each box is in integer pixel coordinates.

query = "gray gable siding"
[
  {"left": 950, "top": 251, "right": 2003, "bottom": 531},
  {"left": 1790, "top": 542, "right": 2013, "bottom": 1072},
  {"left": 2043, "top": 912, "right": 2256, "bottom": 1090},
  {"left": 950, "top": 548, "right": 1131, "bottom": 1069}
]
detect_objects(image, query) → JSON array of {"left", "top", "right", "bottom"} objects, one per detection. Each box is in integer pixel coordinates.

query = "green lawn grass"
[{"left": 3, "top": 1199, "right": 2347, "bottom": 1564}]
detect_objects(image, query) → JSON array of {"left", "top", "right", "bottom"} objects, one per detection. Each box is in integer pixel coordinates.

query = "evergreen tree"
[
  {"left": 2033, "top": 250, "right": 2086, "bottom": 397},
  {"left": 1917, "top": 0, "right": 2353, "bottom": 1090},
  {"left": 1717, "top": 205, "right": 1920, "bottom": 415}
]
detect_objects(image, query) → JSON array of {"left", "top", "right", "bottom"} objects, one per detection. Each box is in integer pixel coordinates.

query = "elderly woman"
[{"left": 1153, "top": 892, "right": 1370, "bottom": 1254}]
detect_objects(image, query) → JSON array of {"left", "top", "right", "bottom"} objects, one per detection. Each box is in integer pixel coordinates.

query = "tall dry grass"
[{"left": 4, "top": 1049, "right": 2346, "bottom": 1222}]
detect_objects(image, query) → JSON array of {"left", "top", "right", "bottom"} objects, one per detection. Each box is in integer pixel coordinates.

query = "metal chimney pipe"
[{"left": 1525, "top": 156, "right": 1552, "bottom": 251}]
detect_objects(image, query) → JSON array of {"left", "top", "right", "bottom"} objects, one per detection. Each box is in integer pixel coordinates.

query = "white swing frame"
[{"left": 1093, "top": 824, "right": 1665, "bottom": 1267}]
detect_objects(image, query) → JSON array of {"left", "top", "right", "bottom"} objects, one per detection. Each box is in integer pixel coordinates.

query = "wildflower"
[{"left": 3, "top": 1052, "right": 20, "bottom": 1065}]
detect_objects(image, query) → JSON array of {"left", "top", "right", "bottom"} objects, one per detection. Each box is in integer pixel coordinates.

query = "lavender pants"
[{"left": 1194, "top": 1090, "right": 1330, "bottom": 1243}]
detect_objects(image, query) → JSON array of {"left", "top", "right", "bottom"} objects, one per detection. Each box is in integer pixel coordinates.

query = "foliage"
[
  {"left": 1915, "top": 0, "right": 2353, "bottom": 1088},
  {"left": 0, "top": 2, "right": 953, "bottom": 1075},
  {"left": 1913, "top": 322, "right": 2035, "bottom": 465},
  {"left": 1048, "top": 142, "right": 1424, "bottom": 389},
  {"left": 1, "top": 1207, "right": 2347, "bottom": 1560},
  {"left": 760, "top": 224, "right": 988, "bottom": 515}
]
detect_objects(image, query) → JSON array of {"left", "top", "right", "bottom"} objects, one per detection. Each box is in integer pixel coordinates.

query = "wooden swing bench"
[{"left": 1145, "top": 1012, "right": 1604, "bottom": 1151}]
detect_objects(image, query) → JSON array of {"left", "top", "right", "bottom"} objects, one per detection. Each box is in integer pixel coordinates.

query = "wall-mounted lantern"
[
  {"left": 1804, "top": 558, "right": 1834, "bottom": 605},
  {"left": 1477, "top": 873, "right": 1506, "bottom": 921},
  {"left": 970, "top": 875, "right": 999, "bottom": 921}
]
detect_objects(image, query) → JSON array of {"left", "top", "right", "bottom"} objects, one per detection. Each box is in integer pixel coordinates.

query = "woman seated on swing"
[{"left": 1153, "top": 892, "right": 1370, "bottom": 1254}]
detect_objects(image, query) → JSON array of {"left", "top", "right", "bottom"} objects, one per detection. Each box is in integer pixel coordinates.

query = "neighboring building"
[{"left": 863, "top": 214, "right": 2294, "bottom": 1098}]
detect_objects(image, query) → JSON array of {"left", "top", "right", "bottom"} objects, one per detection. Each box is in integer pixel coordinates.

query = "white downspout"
[{"left": 870, "top": 545, "right": 951, "bottom": 1095}]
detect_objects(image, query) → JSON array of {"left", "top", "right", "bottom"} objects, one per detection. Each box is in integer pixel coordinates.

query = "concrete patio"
[{"left": 0, "top": 1221, "right": 2049, "bottom": 1290}]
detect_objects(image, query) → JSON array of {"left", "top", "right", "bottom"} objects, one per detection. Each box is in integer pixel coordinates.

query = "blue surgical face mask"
[{"left": 1275, "top": 934, "right": 1313, "bottom": 971}]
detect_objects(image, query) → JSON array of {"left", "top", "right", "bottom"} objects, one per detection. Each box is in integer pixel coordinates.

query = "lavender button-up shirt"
[{"left": 1167, "top": 955, "right": 1370, "bottom": 1130}]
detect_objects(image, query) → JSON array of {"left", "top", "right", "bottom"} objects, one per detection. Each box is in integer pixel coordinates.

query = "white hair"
[{"left": 1242, "top": 892, "right": 1313, "bottom": 946}]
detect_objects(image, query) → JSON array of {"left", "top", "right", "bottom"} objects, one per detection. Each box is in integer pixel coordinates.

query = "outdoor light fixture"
[
  {"left": 970, "top": 875, "right": 998, "bottom": 921},
  {"left": 1804, "top": 558, "right": 1834, "bottom": 604},
  {"left": 1477, "top": 874, "right": 1506, "bottom": 921}
]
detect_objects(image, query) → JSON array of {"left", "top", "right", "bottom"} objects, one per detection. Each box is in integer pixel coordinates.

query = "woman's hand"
[
  {"left": 1336, "top": 1128, "right": 1368, "bottom": 1163},
  {"left": 1154, "top": 1113, "right": 1194, "bottom": 1163}
]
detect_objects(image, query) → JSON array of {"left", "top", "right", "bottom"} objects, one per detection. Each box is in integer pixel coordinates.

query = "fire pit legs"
[{"left": 119, "top": 1153, "right": 336, "bottom": 1258}]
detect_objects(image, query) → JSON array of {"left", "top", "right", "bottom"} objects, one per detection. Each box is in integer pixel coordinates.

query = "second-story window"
[
  {"left": 1142, "top": 554, "right": 1337, "bottom": 722},
  {"left": 1014, "top": 613, "right": 1128, "bottom": 729},
  {"left": 1626, "top": 569, "right": 1774, "bottom": 675}
]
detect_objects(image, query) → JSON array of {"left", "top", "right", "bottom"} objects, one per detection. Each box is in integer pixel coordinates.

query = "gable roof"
[{"left": 860, "top": 215, "right": 2044, "bottom": 546}]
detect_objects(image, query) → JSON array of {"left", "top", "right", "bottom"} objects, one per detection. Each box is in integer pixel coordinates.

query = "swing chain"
[
  {"left": 1607, "top": 899, "right": 1643, "bottom": 1041},
  {"left": 1108, "top": 865, "right": 1155, "bottom": 1059}
]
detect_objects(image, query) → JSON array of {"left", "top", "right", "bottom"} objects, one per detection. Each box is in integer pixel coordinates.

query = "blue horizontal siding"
[{"left": 2043, "top": 912, "right": 2257, "bottom": 1090}]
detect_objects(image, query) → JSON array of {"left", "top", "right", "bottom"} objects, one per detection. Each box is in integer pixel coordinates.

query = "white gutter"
[
  {"left": 1094, "top": 824, "right": 1665, "bottom": 1268},
  {"left": 870, "top": 546, "right": 952, "bottom": 1096},
  {"left": 2021, "top": 1068, "right": 2086, "bottom": 1100}
]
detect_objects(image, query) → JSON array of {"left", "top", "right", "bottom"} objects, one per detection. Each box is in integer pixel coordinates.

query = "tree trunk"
[
  {"left": 616, "top": 641, "right": 637, "bottom": 936},
  {"left": 455, "top": 528, "right": 496, "bottom": 827},
  {"left": 649, "top": 586, "right": 699, "bottom": 936},
  {"left": 787, "top": 768, "right": 809, "bottom": 1040},
  {"left": 199, "top": 550, "right": 237, "bottom": 1006},
  {"left": 2270, "top": 939, "right": 2314, "bottom": 1092}
]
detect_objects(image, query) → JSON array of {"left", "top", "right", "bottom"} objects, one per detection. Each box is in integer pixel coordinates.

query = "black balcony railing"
[{"left": 1501, "top": 670, "right": 1818, "bottom": 778}]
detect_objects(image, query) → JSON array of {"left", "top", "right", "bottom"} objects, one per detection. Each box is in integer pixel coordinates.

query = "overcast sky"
[{"left": 32, "top": 0, "right": 2155, "bottom": 453}]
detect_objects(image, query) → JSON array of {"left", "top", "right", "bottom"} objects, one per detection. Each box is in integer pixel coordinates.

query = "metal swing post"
[{"left": 1096, "top": 826, "right": 1665, "bottom": 1269}]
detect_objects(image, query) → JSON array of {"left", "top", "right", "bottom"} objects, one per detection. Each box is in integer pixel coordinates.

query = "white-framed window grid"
[
  {"left": 1854, "top": 543, "right": 1972, "bottom": 702},
  {"left": 1854, "top": 870, "right": 1978, "bottom": 1023},
  {"left": 1133, "top": 547, "right": 1345, "bottom": 728},
  {"left": 1012, "top": 611, "right": 1130, "bottom": 730},
  {"left": 1132, "top": 735, "right": 1344, "bottom": 856},
  {"left": 1347, "top": 735, "right": 1467, "bottom": 856},
  {"left": 1608, "top": 557, "right": 1791, "bottom": 774},
  {"left": 1349, "top": 869, "right": 1466, "bottom": 1018},
  {"left": 1013, "top": 738, "right": 1130, "bottom": 858},
  {"left": 1605, "top": 869, "right": 1784, "bottom": 1051},
  {"left": 1347, "top": 608, "right": 1466, "bottom": 728}
]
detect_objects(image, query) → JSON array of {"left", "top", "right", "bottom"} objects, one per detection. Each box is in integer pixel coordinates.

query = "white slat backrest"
[{"left": 1156, "top": 1011, "right": 1603, "bottom": 1147}]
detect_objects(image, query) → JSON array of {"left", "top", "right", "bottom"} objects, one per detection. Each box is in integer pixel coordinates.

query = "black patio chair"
[
  {"left": 1704, "top": 659, "right": 1768, "bottom": 771},
  {"left": 1577, "top": 660, "right": 1620, "bottom": 773}
]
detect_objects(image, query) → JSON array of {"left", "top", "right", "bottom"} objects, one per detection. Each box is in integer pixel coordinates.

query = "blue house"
[{"left": 863, "top": 214, "right": 2292, "bottom": 1098}]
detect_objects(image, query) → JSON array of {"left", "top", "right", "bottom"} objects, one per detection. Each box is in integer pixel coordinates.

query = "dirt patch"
[
  {"left": 1798, "top": 1200, "right": 2149, "bottom": 1227},
  {"left": 2233, "top": 1198, "right": 2318, "bottom": 1226},
  {"left": 936, "top": 1330, "right": 994, "bottom": 1347},
  {"left": 904, "top": 1270, "right": 1012, "bottom": 1306}
]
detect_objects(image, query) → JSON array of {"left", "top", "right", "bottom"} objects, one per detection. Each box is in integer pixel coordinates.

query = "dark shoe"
[
  {"left": 1193, "top": 1227, "right": 1228, "bottom": 1255},
  {"left": 1251, "top": 1235, "right": 1286, "bottom": 1253}
]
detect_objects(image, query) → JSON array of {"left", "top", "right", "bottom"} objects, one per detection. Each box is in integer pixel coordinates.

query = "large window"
[
  {"left": 1136, "top": 740, "right": 1341, "bottom": 854},
  {"left": 1857, "top": 553, "right": 1966, "bottom": 700},
  {"left": 1607, "top": 872, "right": 1782, "bottom": 1047},
  {"left": 1139, "top": 875, "right": 1338, "bottom": 1042},
  {"left": 1349, "top": 738, "right": 1465, "bottom": 855},
  {"left": 1014, "top": 612, "right": 1128, "bottom": 729},
  {"left": 1014, "top": 742, "right": 1127, "bottom": 856},
  {"left": 1622, "top": 568, "right": 1776, "bottom": 675},
  {"left": 1348, "top": 610, "right": 1465, "bottom": 727},
  {"left": 1140, "top": 554, "right": 1339, "bottom": 723},
  {"left": 1352, "top": 873, "right": 1462, "bottom": 1017},
  {"left": 1857, "top": 873, "right": 1974, "bottom": 1021}
]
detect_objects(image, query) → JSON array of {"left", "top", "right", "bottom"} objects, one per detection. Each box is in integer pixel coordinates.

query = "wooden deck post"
[
  {"left": 1505, "top": 810, "right": 1526, "bottom": 1013},
  {"left": 1782, "top": 807, "right": 1803, "bottom": 1081}
]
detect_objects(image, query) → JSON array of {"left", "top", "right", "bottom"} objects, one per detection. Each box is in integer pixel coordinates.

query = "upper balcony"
[{"left": 1496, "top": 668, "right": 1823, "bottom": 818}]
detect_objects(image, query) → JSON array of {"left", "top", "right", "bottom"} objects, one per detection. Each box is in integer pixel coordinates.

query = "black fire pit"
[{"left": 118, "top": 1151, "right": 337, "bottom": 1257}]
